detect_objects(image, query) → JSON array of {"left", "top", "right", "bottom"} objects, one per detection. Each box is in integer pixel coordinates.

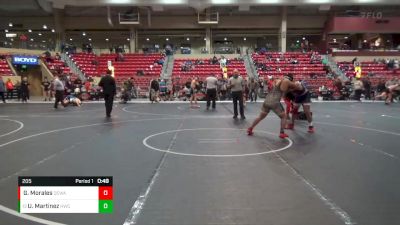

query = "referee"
[
  {"left": 53, "top": 75, "right": 64, "bottom": 109},
  {"left": 228, "top": 69, "right": 245, "bottom": 119},
  {"left": 98, "top": 70, "right": 116, "bottom": 118},
  {"left": 205, "top": 74, "right": 218, "bottom": 110}
]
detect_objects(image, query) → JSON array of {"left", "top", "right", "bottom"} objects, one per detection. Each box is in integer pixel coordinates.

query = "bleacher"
[
  {"left": 338, "top": 61, "right": 399, "bottom": 86},
  {"left": 252, "top": 52, "right": 327, "bottom": 92},
  {"left": 70, "top": 53, "right": 164, "bottom": 88},
  {"left": 0, "top": 57, "right": 13, "bottom": 75},
  {"left": 172, "top": 58, "right": 247, "bottom": 80},
  {"left": 44, "top": 58, "right": 73, "bottom": 75}
]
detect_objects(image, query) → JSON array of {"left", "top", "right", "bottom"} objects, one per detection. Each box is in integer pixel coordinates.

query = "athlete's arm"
[{"left": 281, "top": 79, "right": 301, "bottom": 93}]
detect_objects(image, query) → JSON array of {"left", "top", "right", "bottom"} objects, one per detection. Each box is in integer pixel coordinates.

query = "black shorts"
[{"left": 294, "top": 91, "right": 311, "bottom": 105}]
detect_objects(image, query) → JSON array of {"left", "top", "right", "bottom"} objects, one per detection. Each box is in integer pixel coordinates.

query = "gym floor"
[{"left": 0, "top": 101, "right": 399, "bottom": 225}]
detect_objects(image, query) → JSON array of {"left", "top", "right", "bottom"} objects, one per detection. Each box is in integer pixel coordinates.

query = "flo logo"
[{"left": 360, "top": 12, "right": 383, "bottom": 19}]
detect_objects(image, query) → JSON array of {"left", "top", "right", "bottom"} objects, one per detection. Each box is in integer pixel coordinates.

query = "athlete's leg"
[
  {"left": 303, "top": 104, "right": 314, "bottom": 133},
  {"left": 277, "top": 111, "right": 289, "bottom": 138},
  {"left": 288, "top": 103, "right": 299, "bottom": 129},
  {"left": 247, "top": 110, "right": 268, "bottom": 135}
]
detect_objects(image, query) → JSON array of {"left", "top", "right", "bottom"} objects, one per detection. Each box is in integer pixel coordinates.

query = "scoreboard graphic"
[{"left": 18, "top": 176, "right": 113, "bottom": 213}]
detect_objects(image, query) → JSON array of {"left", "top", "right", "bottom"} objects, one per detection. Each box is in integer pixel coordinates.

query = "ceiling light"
[
  {"left": 333, "top": 39, "right": 337, "bottom": 43},
  {"left": 106, "top": 0, "right": 131, "bottom": 3},
  {"left": 9, "top": 23, "right": 13, "bottom": 27},
  {"left": 30, "top": 38, "right": 34, "bottom": 41},
  {"left": 357, "top": 0, "right": 378, "bottom": 2},
  {"left": 51, "top": 29, "right": 55, "bottom": 32},
  {"left": 127, "top": 38, "right": 130, "bottom": 41},
  {"left": 43, "top": 24, "right": 47, "bottom": 29},
  {"left": 204, "top": 38, "right": 207, "bottom": 41},
  {"left": 106, "top": 38, "right": 109, "bottom": 41},
  {"left": 305, "top": 0, "right": 330, "bottom": 3},
  {"left": 302, "top": 37, "right": 306, "bottom": 40},
  {"left": 243, "top": 37, "right": 246, "bottom": 41},
  {"left": 186, "top": 37, "right": 190, "bottom": 41},
  {"left": 211, "top": 0, "right": 231, "bottom": 4},
  {"left": 70, "top": 38, "right": 73, "bottom": 41},
  {"left": 166, "top": 38, "right": 169, "bottom": 41},
  {"left": 146, "top": 38, "right": 150, "bottom": 41},
  {"left": 256, "top": 0, "right": 281, "bottom": 3},
  {"left": 363, "top": 40, "right": 367, "bottom": 43},
  {"left": 38, "top": 33, "right": 42, "bottom": 36},
  {"left": 160, "top": 0, "right": 185, "bottom": 4},
  {"left": 344, "top": 36, "right": 348, "bottom": 39},
  {"left": 28, "top": 29, "right": 32, "bottom": 33},
  {"left": 296, "top": 40, "right": 300, "bottom": 43},
  {"left": 6, "top": 33, "right": 16, "bottom": 38},
  {"left": 82, "top": 32, "right": 86, "bottom": 36},
  {"left": 5, "top": 29, "right": 8, "bottom": 33},
  {"left": 224, "top": 37, "right": 227, "bottom": 41},
  {"left": 88, "top": 38, "right": 92, "bottom": 41}
]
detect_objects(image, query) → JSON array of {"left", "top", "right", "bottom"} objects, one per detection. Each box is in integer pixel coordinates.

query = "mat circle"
[{"left": 143, "top": 128, "right": 293, "bottom": 157}]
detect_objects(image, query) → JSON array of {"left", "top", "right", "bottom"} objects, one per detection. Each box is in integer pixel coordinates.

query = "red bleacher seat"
[
  {"left": 0, "top": 58, "right": 13, "bottom": 75},
  {"left": 252, "top": 52, "right": 326, "bottom": 92},
  {"left": 70, "top": 53, "right": 165, "bottom": 89}
]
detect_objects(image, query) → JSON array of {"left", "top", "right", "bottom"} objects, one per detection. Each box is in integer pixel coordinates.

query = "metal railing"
[
  {"left": 61, "top": 53, "right": 85, "bottom": 80},
  {"left": 323, "top": 54, "right": 348, "bottom": 80},
  {"left": 243, "top": 54, "right": 259, "bottom": 79}
]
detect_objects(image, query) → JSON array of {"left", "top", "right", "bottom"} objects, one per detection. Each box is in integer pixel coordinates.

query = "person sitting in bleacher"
[
  {"left": 211, "top": 56, "right": 218, "bottom": 65},
  {"left": 219, "top": 56, "right": 227, "bottom": 68},
  {"left": 115, "top": 52, "right": 125, "bottom": 62}
]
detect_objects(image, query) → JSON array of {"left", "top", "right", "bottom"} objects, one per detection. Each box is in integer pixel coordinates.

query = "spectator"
[
  {"left": 137, "top": 70, "right": 144, "bottom": 76},
  {"left": 74, "top": 77, "right": 82, "bottom": 89},
  {"left": 333, "top": 76, "right": 343, "bottom": 92},
  {"left": 5, "top": 78, "right": 14, "bottom": 100},
  {"left": 259, "top": 77, "right": 265, "bottom": 95},
  {"left": 116, "top": 52, "right": 125, "bottom": 62},
  {"left": 150, "top": 78, "right": 160, "bottom": 103},
  {"left": 42, "top": 77, "right": 51, "bottom": 101},
  {"left": 351, "top": 57, "right": 358, "bottom": 66},
  {"left": 0, "top": 77, "right": 5, "bottom": 103},
  {"left": 159, "top": 79, "right": 167, "bottom": 100},
  {"left": 376, "top": 78, "right": 386, "bottom": 96},
  {"left": 55, "top": 53, "right": 61, "bottom": 60},
  {"left": 218, "top": 78, "right": 227, "bottom": 100},
  {"left": 353, "top": 77, "right": 364, "bottom": 101},
  {"left": 84, "top": 79, "right": 92, "bottom": 93},
  {"left": 166, "top": 79, "right": 173, "bottom": 100},
  {"left": 212, "top": 56, "right": 218, "bottom": 65},
  {"left": 248, "top": 78, "right": 259, "bottom": 102},
  {"left": 190, "top": 77, "right": 200, "bottom": 108},
  {"left": 363, "top": 77, "right": 372, "bottom": 100},
  {"left": 219, "top": 56, "right": 227, "bottom": 68}
]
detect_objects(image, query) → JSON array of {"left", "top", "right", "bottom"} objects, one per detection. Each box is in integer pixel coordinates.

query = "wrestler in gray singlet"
[{"left": 262, "top": 80, "right": 284, "bottom": 115}]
